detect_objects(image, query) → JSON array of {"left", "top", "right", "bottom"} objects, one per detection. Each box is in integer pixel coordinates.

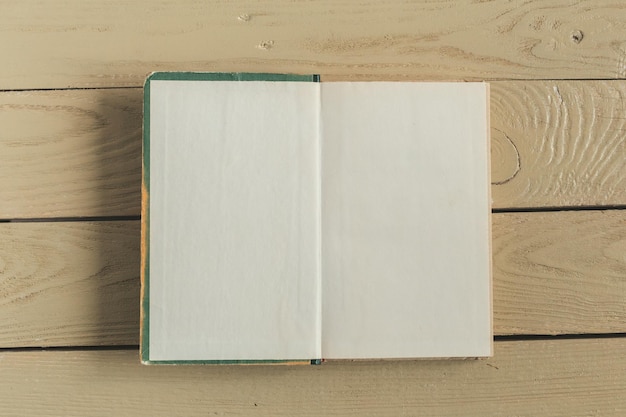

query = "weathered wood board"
[
  {"left": 0, "top": 338, "right": 625, "bottom": 416},
  {"left": 1, "top": 210, "right": 624, "bottom": 348},
  {"left": 1, "top": 81, "right": 625, "bottom": 219},
  {"left": 2, "top": 1, "right": 626, "bottom": 89}
]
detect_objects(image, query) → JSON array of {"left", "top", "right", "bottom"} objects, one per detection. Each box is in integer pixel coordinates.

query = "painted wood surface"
[
  {"left": 1, "top": 210, "right": 624, "bottom": 348},
  {"left": 1, "top": 338, "right": 625, "bottom": 416},
  {"left": 0, "top": 89, "right": 141, "bottom": 219},
  {"left": 2, "top": 0, "right": 626, "bottom": 89},
  {"left": 490, "top": 81, "right": 626, "bottom": 209},
  {"left": 2, "top": 81, "right": 625, "bottom": 219},
  {"left": 492, "top": 210, "right": 626, "bottom": 335},
  {"left": 3, "top": 1, "right": 626, "bottom": 414},
  {"left": 0, "top": 222, "right": 139, "bottom": 347}
]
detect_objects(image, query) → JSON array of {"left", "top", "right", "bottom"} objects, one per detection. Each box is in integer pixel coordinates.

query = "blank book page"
[{"left": 321, "top": 82, "right": 491, "bottom": 359}]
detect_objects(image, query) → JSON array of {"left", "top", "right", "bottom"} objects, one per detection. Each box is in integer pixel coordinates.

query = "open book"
[{"left": 141, "top": 73, "right": 492, "bottom": 364}]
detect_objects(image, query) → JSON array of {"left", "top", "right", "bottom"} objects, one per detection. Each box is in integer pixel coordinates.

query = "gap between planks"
[
  {"left": 3, "top": 205, "right": 626, "bottom": 224},
  {"left": 4, "top": 332, "right": 626, "bottom": 353},
  {"left": 0, "top": 78, "right": 625, "bottom": 94}
]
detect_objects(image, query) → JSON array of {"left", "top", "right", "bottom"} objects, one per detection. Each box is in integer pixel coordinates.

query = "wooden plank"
[
  {"left": 1, "top": 210, "right": 625, "bottom": 348},
  {"left": 2, "top": 1, "right": 626, "bottom": 89},
  {"left": 0, "top": 89, "right": 141, "bottom": 218},
  {"left": 491, "top": 81, "right": 626, "bottom": 209},
  {"left": 492, "top": 210, "right": 626, "bottom": 335},
  {"left": 0, "top": 339, "right": 625, "bottom": 416},
  {"left": 1, "top": 81, "right": 625, "bottom": 218},
  {"left": 0, "top": 221, "right": 139, "bottom": 347}
]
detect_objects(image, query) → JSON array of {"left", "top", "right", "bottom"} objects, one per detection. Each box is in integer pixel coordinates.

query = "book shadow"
[{"left": 92, "top": 88, "right": 143, "bottom": 348}]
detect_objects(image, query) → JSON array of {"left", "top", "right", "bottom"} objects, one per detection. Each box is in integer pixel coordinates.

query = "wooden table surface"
[{"left": 1, "top": 1, "right": 625, "bottom": 415}]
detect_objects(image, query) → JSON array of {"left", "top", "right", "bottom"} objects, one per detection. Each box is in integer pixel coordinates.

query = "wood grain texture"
[
  {"left": 1, "top": 339, "right": 625, "bottom": 416},
  {"left": 493, "top": 210, "right": 626, "bottom": 335},
  {"left": 0, "top": 221, "right": 139, "bottom": 347},
  {"left": 1, "top": 211, "right": 624, "bottom": 348},
  {"left": 1, "top": 81, "right": 625, "bottom": 218},
  {"left": 0, "top": 89, "right": 141, "bottom": 218},
  {"left": 491, "top": 81, "right": 626, "bottom": 209},
  {"left": 2, "top": 0, "right": 623, "bottom": 413},
  {"left": 2, "top": 0, "right": 626, "bottom": 89}
]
